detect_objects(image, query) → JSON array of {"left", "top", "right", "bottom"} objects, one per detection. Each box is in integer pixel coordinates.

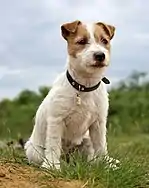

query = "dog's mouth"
[{"left": 90, "top": 61, "right": 107, "bottom": 68}]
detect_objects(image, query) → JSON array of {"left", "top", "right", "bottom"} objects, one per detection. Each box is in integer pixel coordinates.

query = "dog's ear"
[
  {"left": 96, "top": 22, "right": 115, "bottom": 40},
  {"left": 61, "top": 20, "right": 81, "bottom": 40}
]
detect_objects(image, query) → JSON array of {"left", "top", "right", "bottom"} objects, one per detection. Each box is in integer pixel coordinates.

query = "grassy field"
[
  {"left": 0, "top": 73, "right": 149, "bottom": 187},
  {"left": 0, "top": 134, "right": 149, "bottom": 188}
]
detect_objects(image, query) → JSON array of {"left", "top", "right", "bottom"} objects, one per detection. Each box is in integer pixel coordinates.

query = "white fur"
[{"left": 25, "top": 23, "right": 112, "bottom": 170}]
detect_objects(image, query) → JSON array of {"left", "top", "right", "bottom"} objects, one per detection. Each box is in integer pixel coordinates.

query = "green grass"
[{"left": 0, "top": 134, "right": 149, "bottom": 188}]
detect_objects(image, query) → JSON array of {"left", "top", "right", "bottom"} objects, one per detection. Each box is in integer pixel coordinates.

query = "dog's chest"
[{"left": 63, "top": 91, "right": 106, "bottom": 142}]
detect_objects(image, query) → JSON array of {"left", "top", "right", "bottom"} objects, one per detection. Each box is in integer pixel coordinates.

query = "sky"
[{"left": 0, "top": 0, "right": 149, "bottom": 99}]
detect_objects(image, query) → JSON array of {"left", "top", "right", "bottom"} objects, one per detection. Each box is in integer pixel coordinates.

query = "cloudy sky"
[{"left": 0, "top": 0, "right": 148, "bottom": 99}]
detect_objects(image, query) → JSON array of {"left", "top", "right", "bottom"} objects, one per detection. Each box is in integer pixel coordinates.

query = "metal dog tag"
[{"left": 76, "top": 93, "right": 81, "bottom": 105}]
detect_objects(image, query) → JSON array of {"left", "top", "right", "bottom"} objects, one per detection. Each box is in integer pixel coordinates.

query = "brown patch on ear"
[
  {"left": 96, "top": 22, "right": 115, "bottom": 40},
  {"left": 61, "top": 20, "right": 81, "bottom": 40}
]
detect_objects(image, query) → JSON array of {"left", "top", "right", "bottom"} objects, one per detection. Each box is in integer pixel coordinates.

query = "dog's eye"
[
  {"left": 76, "top": 38, "right": 88, "bottom": 45},
  {"left": 101, "top": 38, "right": 108, "bottom": 45}
]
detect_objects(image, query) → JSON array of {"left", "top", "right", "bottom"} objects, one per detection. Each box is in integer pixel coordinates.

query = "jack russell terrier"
[{"left": 25, "top": 20, "right": 119, "bottom": 170}]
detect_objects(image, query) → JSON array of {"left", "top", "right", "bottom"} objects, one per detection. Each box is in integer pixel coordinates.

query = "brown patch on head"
[
  {"left": 96, "top": 22, "right": 115, "bottom": 40},
  {"left": 61, "top": 20, "right": 90, "bottom": 58},
  {"left": 61, "top": 20, "right": 81, "bottom": 40},
  {"left": 94, "top": 22, "right": 115, "bottom": 51}
]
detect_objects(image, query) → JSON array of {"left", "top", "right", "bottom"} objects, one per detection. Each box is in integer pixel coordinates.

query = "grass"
[{"left": 0, "top": 134, "right": 149, "bottom": 188}]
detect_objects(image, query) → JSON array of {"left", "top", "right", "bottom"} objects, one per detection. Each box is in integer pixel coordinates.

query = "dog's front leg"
[
  {"left": 89, "top": 120, "right": 107, "bottom": 159},
  {"left": 41, "top": 117, "right": 63, "bottom": 170},
  {"left": 89, "top": 120, "right": 120, "bottom": 169}
]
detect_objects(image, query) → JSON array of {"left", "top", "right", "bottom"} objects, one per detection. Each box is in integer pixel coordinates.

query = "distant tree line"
[{"left": 0, "top": 71, "right": 148, "bottom": 139}]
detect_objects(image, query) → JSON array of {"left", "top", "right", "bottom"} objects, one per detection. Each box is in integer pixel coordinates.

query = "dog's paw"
[
  {"left": 104, "top": 156, "right": 120, "bottom": 170},
  {"left": 41, "top": 161, "right": 61, "bottom": 170}
]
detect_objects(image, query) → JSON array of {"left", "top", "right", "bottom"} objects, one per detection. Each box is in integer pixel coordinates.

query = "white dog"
[{"left": 25, "top": 20, "right": 116, "bottom": 170}]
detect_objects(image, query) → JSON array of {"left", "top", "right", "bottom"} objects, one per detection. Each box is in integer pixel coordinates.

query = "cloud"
[
  {"left": 134, "top": 33, "right": 149, "bottom": 44},
  {"left": 0, "top": 0, "right": 148, "bottom": 99},
  {"left": 0, "top": 66, "right": 22, "bottom": 80}
]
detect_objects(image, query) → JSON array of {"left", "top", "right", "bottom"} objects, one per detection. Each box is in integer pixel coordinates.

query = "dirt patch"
[{"left": 0, "top": 163, "right": 87, "bottom": 188}]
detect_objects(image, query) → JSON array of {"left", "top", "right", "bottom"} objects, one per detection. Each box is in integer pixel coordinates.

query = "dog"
[{"left": 25, "top": 20, "right": 117, "bottom": 170}]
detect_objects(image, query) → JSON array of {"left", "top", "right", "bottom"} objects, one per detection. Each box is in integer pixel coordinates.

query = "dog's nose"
[{"left": 93, "top": 52, "right": 105, "bottom": 62}]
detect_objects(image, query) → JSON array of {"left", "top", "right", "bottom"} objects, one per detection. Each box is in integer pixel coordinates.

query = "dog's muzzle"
[{"left": 93, "top": 52, "right": 105, "bottom": 63}]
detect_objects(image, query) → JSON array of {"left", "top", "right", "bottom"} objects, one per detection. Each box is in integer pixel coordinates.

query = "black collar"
[{"left": 66, "top": 70, "right": 110, "bottom": 92}]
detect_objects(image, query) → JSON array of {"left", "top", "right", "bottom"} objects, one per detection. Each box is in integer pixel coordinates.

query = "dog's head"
[{"left": 61, "top": 20, "right": 115, "bottom": 74}]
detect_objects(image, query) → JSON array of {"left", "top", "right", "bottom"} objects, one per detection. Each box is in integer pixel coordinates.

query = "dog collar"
[{"left": 66, "top": 70, "right": 110, "bottom": 92}]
